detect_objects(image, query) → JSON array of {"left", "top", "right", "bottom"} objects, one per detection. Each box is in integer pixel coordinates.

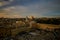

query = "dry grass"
[{"left": 37, "top": 23, "right": 60, "bottom": 31}]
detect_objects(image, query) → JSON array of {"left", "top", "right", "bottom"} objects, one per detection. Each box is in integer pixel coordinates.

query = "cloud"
[
  {"left": 0, "top": 0, "right": 60, "bottom": 17},
  {"left": 0, "top": 0, "right": 14, "bottom": 6}
]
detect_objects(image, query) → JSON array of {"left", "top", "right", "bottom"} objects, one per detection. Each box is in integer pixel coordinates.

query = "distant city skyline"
[{"left": 0, "top": 0, "right": 60, "bottom": 18}]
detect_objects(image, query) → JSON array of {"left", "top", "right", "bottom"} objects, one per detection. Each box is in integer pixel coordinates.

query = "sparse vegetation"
[
  {"left": 0, "top": 18, "right": 60, "bottom": 40},
  {"left": 35, "top": 18, "right": 60, "bottom": 25}
]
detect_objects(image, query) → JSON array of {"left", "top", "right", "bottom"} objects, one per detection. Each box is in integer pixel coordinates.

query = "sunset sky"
[{"left": 0, "top": 0, "right": 60, "bottom": 18}]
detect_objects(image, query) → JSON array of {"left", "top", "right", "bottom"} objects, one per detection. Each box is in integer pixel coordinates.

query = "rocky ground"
[{"left": 3, "top": 28, "right": 60, "bottom": 40}]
